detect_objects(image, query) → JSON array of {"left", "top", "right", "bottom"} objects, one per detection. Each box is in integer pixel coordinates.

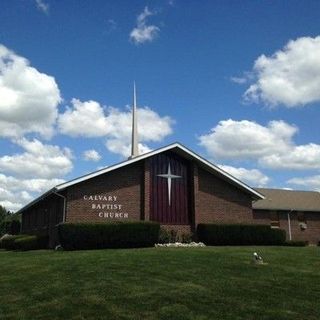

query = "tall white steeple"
[{"left": 130, "top": 82, "right": 139, "bottom": 159}]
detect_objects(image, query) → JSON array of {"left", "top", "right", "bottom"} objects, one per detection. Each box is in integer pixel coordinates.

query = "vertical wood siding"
[{"left": 150, "top": 152, "right": 190, "bottom": 224}]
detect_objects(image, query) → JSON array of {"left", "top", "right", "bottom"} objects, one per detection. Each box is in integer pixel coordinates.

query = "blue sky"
[{"left": 1, "top": 0, "right": 320, "bottom": 211}]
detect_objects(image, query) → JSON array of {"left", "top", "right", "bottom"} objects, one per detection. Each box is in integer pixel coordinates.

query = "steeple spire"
[{"left": 130, "top": 82, "right": 139, "bottom": 159}]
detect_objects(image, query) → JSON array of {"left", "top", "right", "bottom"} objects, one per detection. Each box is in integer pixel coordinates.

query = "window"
[{"left": 270, "top": 211, "right": 280, "bottom": 228}]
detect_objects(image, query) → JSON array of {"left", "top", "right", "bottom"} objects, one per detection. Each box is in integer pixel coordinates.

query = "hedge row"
[
  {"left": 0, "top": 234, "right": 48, "bottom": 250},
  {"left": 197, "top": 224, "right": 286, "bottom": 245},
  {"left": 284, "top": 240, "right": 308, "bottom": 247},
  {"left": 58, "top": 221, "right": 160, "bottom": 250},
  {"left": 15, "top": 235, "right": 49, "bottom": 251},
  {"left": 0, "top": 222, "right": 289, "bottom": 250},
  {"left": 1, "top": 235, "right": 26, "bottom": 250}
]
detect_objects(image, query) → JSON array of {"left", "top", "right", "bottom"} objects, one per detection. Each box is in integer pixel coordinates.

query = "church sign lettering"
[{"left": 83, "top": 194, "right": 128, "bottom": 219}]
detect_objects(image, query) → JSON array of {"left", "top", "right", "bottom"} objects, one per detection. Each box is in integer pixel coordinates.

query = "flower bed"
[{"left": 155, "top": 242, "right": 205, "bottom": 248}]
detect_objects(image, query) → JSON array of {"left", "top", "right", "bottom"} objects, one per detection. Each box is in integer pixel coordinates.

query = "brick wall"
[
  {"left": 194, "top": 165, "right": 253, "bottom": 225},
  {"left": 252, "top": 210, "right": 270, "bottom": 225},
  {"left": 144, "top": 158, "right": 151, "bottom": 221},
  {"left": 292, "top": 212, "right": 320, "bottom": 244},
  {"left": 66, "top": 162, "right": 144, "bottom": 223},
  {"left": 254, "top": 209, "right": 320, "bottom": 244}
]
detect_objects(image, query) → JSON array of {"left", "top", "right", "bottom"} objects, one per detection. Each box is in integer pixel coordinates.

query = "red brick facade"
[
  {"left": 194, "top": 166, "right": 253, "bottom": 226},
  {"left": 63, "top": 159, "right": 255, "bottom": 232},
  {"left": 66, "top": 162, "right": 143, "bottom": 223}
]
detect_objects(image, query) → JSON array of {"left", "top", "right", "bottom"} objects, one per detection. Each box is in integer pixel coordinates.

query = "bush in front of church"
[
  {"left": 1, "top": 234, "right": 49, "bottom": 250},
  {"left": 158, "top": 227, "right": 194, "bottom": 244},
  {"left": 14, "top": 235, "right": 49, "bottom": 251},
  {"left": 0, "top": 234, "right": 27, "bottom": 250},
  {"left": 58, "top": 221, "right": 160, "bottom": 250},
  {"left": 197, "top": 224, "right": 286, "bottom": 246}
]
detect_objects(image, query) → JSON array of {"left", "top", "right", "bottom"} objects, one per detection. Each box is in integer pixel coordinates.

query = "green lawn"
[{"left": 0, "top": 246, "right": 319, "bottom": 320}]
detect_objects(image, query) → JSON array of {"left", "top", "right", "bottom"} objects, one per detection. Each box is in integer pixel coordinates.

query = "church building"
[
  {"left": 18, "top": 86, "right": 265, "bottom": 246},
  {"left": 19, "top": 142, "right": 264, "bottom": 246}
]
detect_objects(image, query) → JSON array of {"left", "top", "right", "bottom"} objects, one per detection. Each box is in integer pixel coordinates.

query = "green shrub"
[
  {"left": 1, "top": 234, "right": 27, "bottom": 250},
  {"left": 158, "top": 228, "right": 194, "bottom": 244},
  {"left": 159, "top": 228, "right": 178, "bottom": 243},
  {"left": 0, "top": 235, "right": 7, "bottom": 249},
  {"left": 169, "top": 229, "right": 178, "bottom": 242},
  {"left": 197, "top": 224, "right": 286, "bottom": 246},
  {"left": 14, "top": 235, "right": 49, "bottom": 251},
  {"left": 158, "top": 228, "right": 171, "bottom": 244},
  {"left": 58, "top": 222, "right": 160, "bottom": 250},
  {"left": 179, "top": 232, "right": 193, "bottom": 244},
  {"left": 284, "top": 240, "right": 308, "bottom": 247},
  {"left": 14, "top": 236, "right": 37, "bottom": 251}
]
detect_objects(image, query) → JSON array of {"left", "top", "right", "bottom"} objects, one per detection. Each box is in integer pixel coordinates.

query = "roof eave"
[
  {"left": 56, "top": 142, "right": 263, "bottom": 199},
  {"left": 55, "top": 142, "right": 182, "bottom": 191},
  {"left": 173, "top": 144, "right": 265, "bottom": 200}
]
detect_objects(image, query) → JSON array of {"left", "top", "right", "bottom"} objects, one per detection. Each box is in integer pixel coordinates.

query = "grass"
[{"left": 0, "top": 246, "right": 319, "bottom": 320}]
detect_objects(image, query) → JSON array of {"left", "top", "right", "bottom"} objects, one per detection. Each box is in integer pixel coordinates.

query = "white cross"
[{"left": 157, "top": 163, "right": 182, "bottom": 206}]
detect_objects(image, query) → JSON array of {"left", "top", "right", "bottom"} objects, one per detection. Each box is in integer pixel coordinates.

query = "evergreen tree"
[
  {"left": 0, "top": 205, "right": 8, "bottom": 236},
  {"left": 0, "top": 205, "right": 7, "bottom": 219},
  {"left": 0, "top": 206, "right": 21, "bottom": 236}
]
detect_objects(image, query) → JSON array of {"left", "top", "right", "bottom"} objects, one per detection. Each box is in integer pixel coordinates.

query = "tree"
[
  {"left": 0, "top": 205, "right": 7, "bottom": 222},
  {"left": 0, "top": 205, "right": 8, "bottom": 236},
  {"left": 0, "top": 206, "right": 21, "bottom": 236}
]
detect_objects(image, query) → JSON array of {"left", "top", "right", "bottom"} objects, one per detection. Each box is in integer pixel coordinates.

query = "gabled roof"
[
  {"left": 253, "top": 188, "right": 320, "bottom": 212},
  {"left": 55, "top": 142, "right": 264, "bottom": 198},
  {"left": 18, "top": 142, "right": 264, "bottom": 213}
]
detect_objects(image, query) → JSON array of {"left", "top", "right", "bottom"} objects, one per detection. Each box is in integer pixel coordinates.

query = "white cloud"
[
  {"left": 0, "top": 138, "right": 73, "bottom": 179},
  {"left": 35, "top": 0, "right": 49, "bottom": 14},
  {"left": 287, "top": 175, "right": 320, "bottom": 191},
  {"left": 106, "top": 140, "right": 151, "bottom": 158},
  {"left": 129, "top": 6, "right": 160, "bottom": 45},
  {"left": 0, "top": 141, "right": 68, "bottom": 212},
  {"left": 58, "top": 99, "right": 109, "bottom": 137},
  {"left": 199, "top": 119, "right": 320, "bottom": 170},
  {"left": 218, "top": 165, "right": 270, "bottom": 187},
  {"left": 0, "top": 44, "right": 61, "bottom": 138},
  {"left": 0, "top": 173, "right": 65, "bottom": 212},
  {"left": 104, "top": 106, "right": 173, "bottom": 157},
  {"left": 260, "top": 144, "right": 320, "bottom": 170},
  {"left": 244, "top": 36, "right": 320, "bottom": 107},
  {"left": 0, "top": 187, "right": 33, "bottom": 205},
  {"left": 0, "top": 174, "right": 64, "bottom": 193},
  {"left": 199, "top": 119, "right": 295, "bottom": 160},
  {"left": 58, "top": 99, "right": 174, "bottom": 158},
  {"left": 106, "top": 106, "right": 173, "bottom": 141},
  {"left": 230, "top": 76, "right": 247, "bottom": 84},
  {"left": 83, "top": 149, "right": 101, "bottom": 162},
  {"left": 0, "top": 200, "right": 23, "bottom": 213}
]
